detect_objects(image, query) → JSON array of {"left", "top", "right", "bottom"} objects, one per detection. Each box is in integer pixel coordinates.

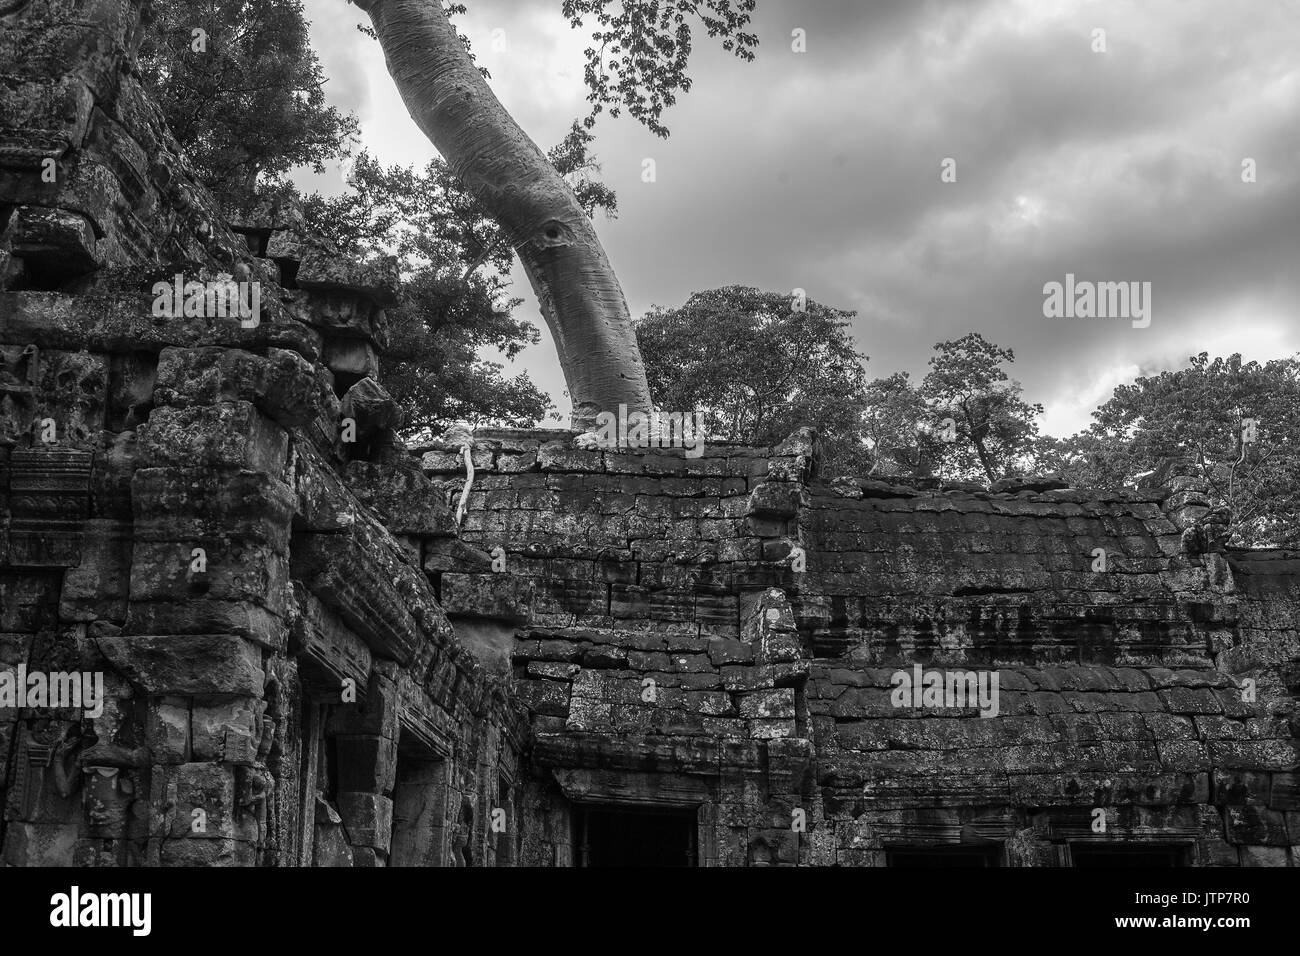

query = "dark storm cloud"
[{"left": 307, "top": 0, "right": 1300, "bottom": 433}]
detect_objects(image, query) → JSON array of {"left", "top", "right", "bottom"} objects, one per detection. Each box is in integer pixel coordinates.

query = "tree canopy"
[
  {"left": 139, "top": 0, "right": 359, "bottom": 209},
  {"left": 301, "top": 123, "right": 622, "bottom": 437},
  {"left": 560, "top": 0, "right": 759, "bottom": 137},
  {"left": 635, "top": 286, "right": 871, "bottom": 471},
  {"left": 860, "top": 371, "right": 944, "bottom": 478},
  {"left": 1044, "top": 353, "right": 1300, "bottom": 547},
  {"left": 349, "top": 0, "right": 767, "bottom": 421},
  {"left": 919, "top": 333, "right": 1044, "bottom": 483}
]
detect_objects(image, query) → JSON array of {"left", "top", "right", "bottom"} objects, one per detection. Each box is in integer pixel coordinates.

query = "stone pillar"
[
  {"left": 327, "top": 661, "right": 399, "bottom": 866},
  {"left": 100, "top": 391, "right": 296, "bottom": 865},
  {"left": 1161, "top": 468, "right": 1231, "bottom": 556}
]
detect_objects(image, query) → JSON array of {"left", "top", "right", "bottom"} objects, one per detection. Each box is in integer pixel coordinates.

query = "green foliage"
[
  {"left": 138, "top": 0, "right": 359, "bottom": 208},
  {"left": 1044, "top": 353, "right": 1300, "bottom": 547},
  {"left": 635, "top": 286, "right": 871, "bottom": 471}
]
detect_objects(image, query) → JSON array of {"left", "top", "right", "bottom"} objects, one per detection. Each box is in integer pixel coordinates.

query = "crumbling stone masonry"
[
  {"left": 1, "top": 0, "right": 1296, "bottom": 866},
  {"left": 418, "top": 430, "right": 1299, "bottom": 865},
  {"left": 0, "top": 0, "right": 518, "bottom": 868}
]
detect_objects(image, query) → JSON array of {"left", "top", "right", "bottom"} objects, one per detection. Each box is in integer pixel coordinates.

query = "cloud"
[{"left": 301, "top": 0, "right": 1300, "bottom": 433}]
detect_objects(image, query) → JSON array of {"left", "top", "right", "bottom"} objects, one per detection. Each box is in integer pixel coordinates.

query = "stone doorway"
[
  {"left": 574, "top": 805, "right": 698, "bottom": 867},
  {"left": 389, "top": 744, "right": 451, "bottom": 867},
  {"left": 1070, "top": 843, "right": 1189, "bottom": 867},
  {"left": 885, "top": 845, "right": 1001, "bottom": 867}
]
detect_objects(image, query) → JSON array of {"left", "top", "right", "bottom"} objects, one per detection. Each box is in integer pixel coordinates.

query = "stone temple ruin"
[{"left": 0, "top": 0, "right": 1296, "bottom": 867}]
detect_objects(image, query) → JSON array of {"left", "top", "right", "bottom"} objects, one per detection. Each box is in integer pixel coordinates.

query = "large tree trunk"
[{"left": 354, "top": 0, "right": 653, "bottom": 429}]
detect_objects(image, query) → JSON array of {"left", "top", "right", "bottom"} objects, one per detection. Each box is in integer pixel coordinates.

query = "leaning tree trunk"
[{"left": 354, "top": 0, "right": 653, "bottom": 429}]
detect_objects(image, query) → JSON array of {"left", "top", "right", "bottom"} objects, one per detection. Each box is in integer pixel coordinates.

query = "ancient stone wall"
[
  {"left": 421, "top": 429, "right": 1299, "bottom": 865},
  {"left": 0, "top": 0, "right": 522, "bottom": 868},
  {"left": 0, "top": 0, "right": 1295, "bottom": 868}
]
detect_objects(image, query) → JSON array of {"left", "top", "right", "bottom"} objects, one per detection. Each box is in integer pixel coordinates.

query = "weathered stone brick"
[
  {"left": 336, "top": 792, "right": 393, "bottom": 851},
  {"left": 738, "top": 688, "right": 795, "bottom": 719},
  {"left": 516, "top": 680, "right": 570, "bottom": 717},
  {"left": 97, "top": 634, "right": 264, "bottom": 696},
  {"left": 136, "top": 401, "right": 288, "bottom": 473}
]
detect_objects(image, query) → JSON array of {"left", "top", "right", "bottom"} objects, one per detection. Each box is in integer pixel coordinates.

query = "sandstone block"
[
  {"left": 97, "top": 633, "right": 264, "bottom": 696},
  {"left": 154, "top": 346, "right": 320, "bottom": 428},
  {"left": 136, "top": 401, "right": 288, "bottom": 473},
  {"left": 336, "top": 792, "right": 394, "bottom": 851},
  {"left": 191, "top": 697, "right": 263, "bottom": 762}
]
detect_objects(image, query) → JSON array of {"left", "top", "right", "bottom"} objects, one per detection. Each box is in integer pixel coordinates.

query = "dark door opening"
[
  {"left": 886, "top": 845, "right": 1001, "bottom": 867},
  {"left": 575, "top": 806, "right": 698, "bottom": 867},
  {"left": 1071, "top": 843, "right": 1188, "bottom": 867}
]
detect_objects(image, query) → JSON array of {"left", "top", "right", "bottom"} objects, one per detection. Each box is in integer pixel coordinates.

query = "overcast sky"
[{"left": 298, "top": 0, "right": 1300, "bottom": 435}]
